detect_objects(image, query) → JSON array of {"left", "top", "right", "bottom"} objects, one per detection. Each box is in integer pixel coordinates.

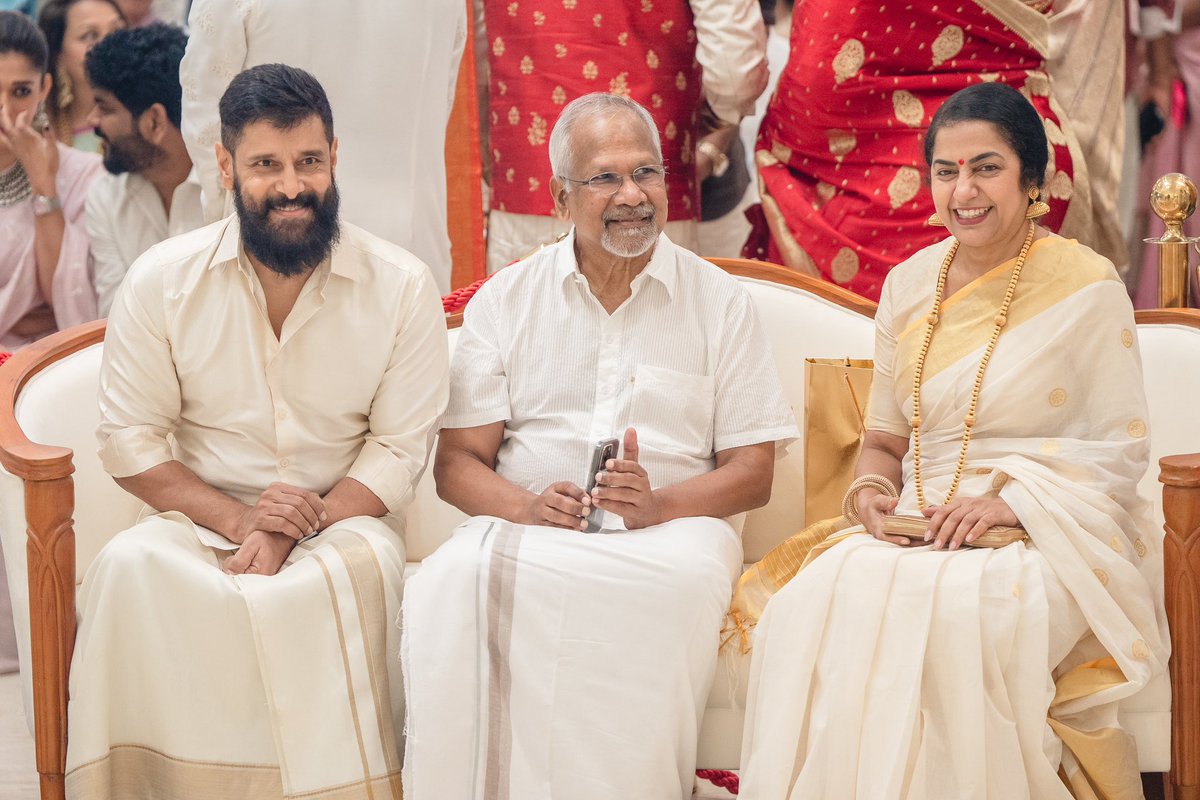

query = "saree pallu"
[
  {"left": 64, "top": 513, "right": 407, "bottom": 800},
  {"left": 744, "top": 0, "right": 1088, "bottom": 301},
  {"left": 738, "top": 236, "right": 1169, "bottom": 799}
]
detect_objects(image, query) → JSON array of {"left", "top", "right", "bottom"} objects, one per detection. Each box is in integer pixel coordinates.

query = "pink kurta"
[{"left": 0, "top": 144, "right": 103, "bottom": 351}]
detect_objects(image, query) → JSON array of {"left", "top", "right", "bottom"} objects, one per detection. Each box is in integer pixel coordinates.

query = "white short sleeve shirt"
[{"left": 445, "top": 231, "right": 798, "bottom": 494}]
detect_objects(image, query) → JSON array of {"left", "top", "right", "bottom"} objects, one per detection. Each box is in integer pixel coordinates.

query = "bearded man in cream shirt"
[
  {"left": 65, "top": 65, "right": 446, "bottom": 800},
  {"left": 401, "top": 93, "right": 797, "bottom": 800}
]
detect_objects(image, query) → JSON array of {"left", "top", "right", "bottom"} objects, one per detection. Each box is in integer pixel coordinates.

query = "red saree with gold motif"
[
  {"left": 745, "top": 0, "right": 1085, "bottom": 301},
  {"left": 486, "top": 0, "right": 703, "bottom": 222}
]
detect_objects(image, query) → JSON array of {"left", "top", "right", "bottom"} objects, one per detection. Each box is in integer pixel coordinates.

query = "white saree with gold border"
[
  {"left": 64, "top": 512, "right": 407, "bottom": 799},
  {"left": 738, "top": 235, "right": 1169, "bottom": 799}
]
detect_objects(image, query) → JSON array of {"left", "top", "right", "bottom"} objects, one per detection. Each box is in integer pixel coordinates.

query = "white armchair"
[{"left": 2, "top": 264, "right": 1199, "bottom": 799}]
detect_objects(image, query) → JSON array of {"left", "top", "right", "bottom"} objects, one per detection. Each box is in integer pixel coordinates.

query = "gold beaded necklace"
[{"left": 910, "top": 220, "right": 1037, "bottom": 509}]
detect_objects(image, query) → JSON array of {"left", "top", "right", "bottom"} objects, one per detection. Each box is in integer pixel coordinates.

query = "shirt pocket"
[{"left": 627, "top": 364, "right": 715, "bottom": 459}]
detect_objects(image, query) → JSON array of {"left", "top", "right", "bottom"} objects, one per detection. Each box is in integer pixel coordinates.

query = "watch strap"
[
  {"left": 32, "top": 194, "right": 61, "bottom": 216},
  {"left": 697, "top": 140, "right": 730, "bottom": 178}
]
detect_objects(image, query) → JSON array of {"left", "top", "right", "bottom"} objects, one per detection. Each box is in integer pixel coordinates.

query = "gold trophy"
[{"left": 1147, "top": 173, "right": 1198, "bottom": 308}]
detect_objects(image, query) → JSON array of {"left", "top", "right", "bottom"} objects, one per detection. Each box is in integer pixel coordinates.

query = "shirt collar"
[
  {"left": 554, "top": 228, "right": 678, "bottom": 300},
  {"left": 207, "top": 214, "right": 362, "bottom": 282}
]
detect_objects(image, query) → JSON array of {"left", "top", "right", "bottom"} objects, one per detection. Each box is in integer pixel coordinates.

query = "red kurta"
[
  {"left": 745, "top": 1, "right": 1072, "bottom": 301},
  {"left": 487, "top": 0, "right": 703, "bottom": 221}
]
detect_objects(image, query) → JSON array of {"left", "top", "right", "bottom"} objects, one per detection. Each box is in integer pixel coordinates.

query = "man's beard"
[
  {"left": 233, "top": 177, "right": 341, "bottom": 277},
  {"left": 600, "top": 203, "right": 659, "bottom": 258},
  {"left": 98, "top": 128, "right": 163, "bottom": 175}
]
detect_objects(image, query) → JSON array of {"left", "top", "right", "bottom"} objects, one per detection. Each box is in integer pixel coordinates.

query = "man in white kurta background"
[
  {"left": 83, "top": 23, "right": 204, "bottom": 316},
  {"left": 66, "top": 65, "right": 447, "bottom": 799},
  {"left": 179, "top": 0, "right": 466, "bottom": 292},
  {"left": 402, "top": 93, "right": 797, "bottom": 800}
]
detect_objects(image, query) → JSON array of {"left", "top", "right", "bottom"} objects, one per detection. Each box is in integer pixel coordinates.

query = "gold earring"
[
  {"left": 926, "top": 212, "right": 945, "bottom": 227},
  {"left": 1025, "top": 186, "right": 1050, "bottom": 219},
  {"left": 56, "top": 67, "right": 73, "bottom": 110}
]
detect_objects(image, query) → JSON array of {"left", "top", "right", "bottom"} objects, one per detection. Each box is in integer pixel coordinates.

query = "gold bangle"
[{"left": 842, "top": 474, "right": 899, "bottom": 524}]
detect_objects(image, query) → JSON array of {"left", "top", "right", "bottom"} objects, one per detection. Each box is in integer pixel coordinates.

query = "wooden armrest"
[
  {"left": 0, "top": 319, "right": 105, "bottom": 800},
  {"left": 1161, "top": 453, "right": 1200, "bottom": 800}
]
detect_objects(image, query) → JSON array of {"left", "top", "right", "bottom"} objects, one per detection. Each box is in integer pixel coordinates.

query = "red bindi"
[{"left": 958, "top": 159, "right": 964, "bottom": 165}]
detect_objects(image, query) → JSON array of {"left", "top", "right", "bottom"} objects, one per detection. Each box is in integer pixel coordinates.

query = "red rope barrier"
[
  {"left": 696, "top": 769, "right": 740, "bottom": 794},
  {"left": 442, "top": 276, "right": 490, "bottom": 314}
]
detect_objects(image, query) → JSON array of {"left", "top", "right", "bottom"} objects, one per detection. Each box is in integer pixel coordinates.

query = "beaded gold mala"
[{"left": 910, "top": 220, "right": 1036, "bottom": 509}]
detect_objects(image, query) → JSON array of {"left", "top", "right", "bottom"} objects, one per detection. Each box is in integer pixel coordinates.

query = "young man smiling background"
[{"left": 83, "top": 22, "right": 203, "bottom": 315}]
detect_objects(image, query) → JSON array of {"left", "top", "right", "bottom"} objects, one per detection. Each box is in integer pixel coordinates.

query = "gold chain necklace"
[{"left": 911, "top": 220, "right": 1036, "bottom": 509}]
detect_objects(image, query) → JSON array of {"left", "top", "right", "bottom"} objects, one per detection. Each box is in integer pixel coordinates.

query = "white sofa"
[{"left": 2, "top": 261, "right": 1200, "bottom": 799}]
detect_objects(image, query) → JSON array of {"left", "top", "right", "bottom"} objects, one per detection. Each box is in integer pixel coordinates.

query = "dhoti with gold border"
[{"left": 65, "top": 511, "right": 407, "bottom": 800}]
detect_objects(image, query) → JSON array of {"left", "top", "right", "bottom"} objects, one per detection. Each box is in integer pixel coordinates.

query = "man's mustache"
[
  {"left": 263, "top": 191, "right": 321, "bottom": 212},
  {"left": 603, "top": 204, "right": 654, "bottom": 223}
]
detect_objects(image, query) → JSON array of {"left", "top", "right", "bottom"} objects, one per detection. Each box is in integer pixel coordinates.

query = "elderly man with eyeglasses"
[{"left": 400, "top": 93, "right": 797, "bottom": 800}]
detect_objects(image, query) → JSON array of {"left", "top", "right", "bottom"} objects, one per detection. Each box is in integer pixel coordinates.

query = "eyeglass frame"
[{"left": 557, "top": 164, "right": 669, "bottom": 196}]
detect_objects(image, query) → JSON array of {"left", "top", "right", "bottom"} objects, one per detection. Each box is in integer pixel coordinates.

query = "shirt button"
[
  {"left": 276, "top": 408, "right": 289, "bottom": 421},
  {"left": 278, "top": 457, "right": 290, "bottom": 468}
]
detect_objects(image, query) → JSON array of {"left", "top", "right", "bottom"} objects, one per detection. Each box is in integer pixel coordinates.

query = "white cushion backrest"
[
  {"left": 1135, "top": 323, "right": 1200, "bottom": 532},
  {"left": 404, "top": 328, "right": 468, "bottom": 561},
  {"left": 735, "top": 278, "right": 875, "bottom": 561},
  {"left": 0, "top": 342, "right": 140, "bottom": 732},
  {"left": 11, "top": 343, "right": 143, "bottom": 582},
  {"left": 0, "top": 464, "right": 35, "bottom": 729},
  {"left": 1108, "top": 322, "right": 1200, "bottom": 730}
]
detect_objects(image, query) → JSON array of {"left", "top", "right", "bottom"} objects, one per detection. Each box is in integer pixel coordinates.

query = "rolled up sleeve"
[
  {"left": 690, "top": 0, "right": 768, "bottom": 125},
  {"left": 346, "top": 268, "right": 449, "bottom": 513},
  {"left": 96, "top": 254, "right": 180, "bottom": 477}
]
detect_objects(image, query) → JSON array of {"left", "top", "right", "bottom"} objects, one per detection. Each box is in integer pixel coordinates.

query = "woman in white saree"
[{"left": 738, "top": 83, "right": 1170, "bottom": 799}]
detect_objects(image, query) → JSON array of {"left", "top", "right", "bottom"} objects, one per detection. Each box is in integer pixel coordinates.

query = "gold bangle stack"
[{"left": 842, "top": 474, "right": 899, "bottom": 525}]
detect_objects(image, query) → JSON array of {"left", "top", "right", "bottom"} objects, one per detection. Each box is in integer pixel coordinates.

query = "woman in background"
[
  {"left": 37, "top": 0, "right": 123, "bottom": 152},
  {"left": 0, "top": 10, "right": 102, "bottom": 349}
]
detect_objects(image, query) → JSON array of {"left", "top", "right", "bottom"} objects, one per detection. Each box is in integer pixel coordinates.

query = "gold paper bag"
[{"left": 804, "top": 358, "right": 874, "bottom": 524}]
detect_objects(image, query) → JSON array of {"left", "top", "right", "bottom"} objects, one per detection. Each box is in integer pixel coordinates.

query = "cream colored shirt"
[
  {"left": 97, "top": 216, "right": 449, "bottom": 518},
  {"left": 86, "top": 169, "right": 205, "bottom": 317},
  {"left": 445, "top": 231, "right": 797, "bottom": 496}
]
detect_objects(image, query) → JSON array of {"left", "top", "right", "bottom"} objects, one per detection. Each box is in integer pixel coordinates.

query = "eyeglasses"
[{"left": 559, "top": 165, "right": 667, "bottom": 196}]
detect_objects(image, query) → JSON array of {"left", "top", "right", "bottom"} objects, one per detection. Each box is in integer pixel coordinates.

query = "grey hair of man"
[{"left": 548, "top": 92, "right": 663, "bottom": 181}]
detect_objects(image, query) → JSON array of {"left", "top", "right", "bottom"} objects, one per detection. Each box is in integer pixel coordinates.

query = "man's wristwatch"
[
  {"left": 32, "top": 194, "right": 61, "bottom": 216},
  {"left": 697, "top": 140, "right": 730, "bottom": 178}
]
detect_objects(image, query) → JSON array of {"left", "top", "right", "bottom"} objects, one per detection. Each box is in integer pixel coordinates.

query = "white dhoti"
[
  {"left": 65, "top": 512, "right": 407, "bottom": 800},
  {"left": 401, "top": 515, "right": 742, "bottom": 800}
]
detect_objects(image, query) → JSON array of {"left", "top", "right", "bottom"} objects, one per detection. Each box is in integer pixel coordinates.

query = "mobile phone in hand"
[{"left": 583, "top": 437, "right": 619, "bottom": 533}]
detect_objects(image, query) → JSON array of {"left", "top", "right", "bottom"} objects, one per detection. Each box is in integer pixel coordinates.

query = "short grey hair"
[{"left": 548, "top": 92, "right": 663, "bottom": 180}]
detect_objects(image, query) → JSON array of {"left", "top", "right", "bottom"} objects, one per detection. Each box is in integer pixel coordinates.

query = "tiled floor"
[{"left": 0, "top": 672, "right": 37, "bottom": 800}]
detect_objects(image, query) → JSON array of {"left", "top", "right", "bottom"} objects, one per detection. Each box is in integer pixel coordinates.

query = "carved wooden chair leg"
[
  {"left": 26, "top": 475, "right": 76, "bottom": 800},
  {"left": 1161, "top": 455, "right": 1200, "bottom": 800}
]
